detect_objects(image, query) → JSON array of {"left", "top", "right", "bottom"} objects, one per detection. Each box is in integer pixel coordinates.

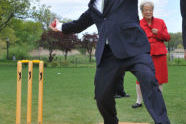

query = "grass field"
[{"left": 0, "top": 62, "right": 186, "bottom": 124}]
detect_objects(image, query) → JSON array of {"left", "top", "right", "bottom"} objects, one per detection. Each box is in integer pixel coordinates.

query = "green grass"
[{"left": 0, "top": 63, "right": 186, "bottom": 124}]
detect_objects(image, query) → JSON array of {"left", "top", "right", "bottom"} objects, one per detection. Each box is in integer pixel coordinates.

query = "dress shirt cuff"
[{"left": 56, "top": 22, "right": 63, "bottom": 31}]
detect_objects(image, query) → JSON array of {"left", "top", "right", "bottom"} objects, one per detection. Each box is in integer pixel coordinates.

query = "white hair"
[{"left": 140, "top": 1, "right": 154, "bottom": 11}]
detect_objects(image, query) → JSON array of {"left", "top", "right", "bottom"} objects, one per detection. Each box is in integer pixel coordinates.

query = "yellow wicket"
[
  {"left": 38, "top": 61, "right": 44, "bottom": 124},
  {"left": 27, "top": 61, "right": 33, "bottom": 124},
  {"left": 16, "top": 61, "right": 22, "bottom": 124},
  {"left": 16, "top": 60, "right": 44, "bottom": 124}
]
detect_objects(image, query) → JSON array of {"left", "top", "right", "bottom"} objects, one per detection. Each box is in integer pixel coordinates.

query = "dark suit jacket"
[
  {"left": 62, "top": 0, "right": 150, "bottom": 66},
  {"left": 181, "top": 0, "right": 186, "bottom": 49}
]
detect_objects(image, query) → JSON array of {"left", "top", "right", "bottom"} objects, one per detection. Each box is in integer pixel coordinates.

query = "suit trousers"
[
  {"left": 115, "top": 73, "right": 125, "bottom": 95},
  {"left": 94, "top": 45, "right": 170, "bottom": 124}
]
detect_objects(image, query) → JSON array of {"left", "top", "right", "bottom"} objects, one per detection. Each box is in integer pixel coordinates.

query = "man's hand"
[
  {"left": 49, "top": 19, "right": 62, "bottom": 32},
  {"left": 184, "top": 49, "right": 186, "bottom": 60},
  {"left": 152, "top": 28, "right": 158, "bottom": 35}
]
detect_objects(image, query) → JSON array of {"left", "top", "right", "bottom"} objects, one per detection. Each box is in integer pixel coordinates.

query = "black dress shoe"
[{"left": 132, "top": 103, "right": 142, "bottom": 108}]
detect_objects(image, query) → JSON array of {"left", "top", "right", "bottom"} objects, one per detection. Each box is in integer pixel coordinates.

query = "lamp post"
[{"left": 6, "top": 37, "right": 10, "bottom": 60}]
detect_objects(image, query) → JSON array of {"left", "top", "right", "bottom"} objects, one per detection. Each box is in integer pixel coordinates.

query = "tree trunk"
[
  {"left": 89, "top": 53, "right": 92, "bottom": 62},
  {"left": 64, "top": 50, "right": 68, "bottom": 60},
  {"left": 89, "top": 49, "right": 92, "bottom": 62},
  {"left": 0, "top": 13, "right": 14, "bottom": 32},
  {"left": 49, "top": 49, "right": 53, "bottom": 62}
]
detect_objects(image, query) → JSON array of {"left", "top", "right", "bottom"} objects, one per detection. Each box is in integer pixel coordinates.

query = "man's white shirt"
[
  {"left": 56, "top": 22, "right": 63, "bottom": 31},
  {"left": 94, "top": 0, "right": 109, "bottom": 44},
  {"left": 94, "top": 0, "right": 104, "bottom": 13}
]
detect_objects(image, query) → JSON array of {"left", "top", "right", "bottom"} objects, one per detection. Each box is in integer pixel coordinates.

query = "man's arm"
[
  {"left": 50, "top": 9, "right": 94, "bottom": 34},
  {"left": 62, "top": 9, "right": 94, "bottom": 34}
]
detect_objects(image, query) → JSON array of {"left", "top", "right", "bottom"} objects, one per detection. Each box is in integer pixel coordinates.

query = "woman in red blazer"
[{"left": 132, "top": 1, "right": 170, "bottom": 108}]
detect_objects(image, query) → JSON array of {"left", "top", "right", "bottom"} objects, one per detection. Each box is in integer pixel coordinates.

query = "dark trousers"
[
  {"left": 94, "top": 45, "right": 170, "bottom": 124},
  {"left": 114, "top": 73, "right": 126, "bottom": 95}
]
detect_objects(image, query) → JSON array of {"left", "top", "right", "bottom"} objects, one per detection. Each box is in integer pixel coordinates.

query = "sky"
[{"left": 39, "top": 0, "right": 182, "bottom": 36}]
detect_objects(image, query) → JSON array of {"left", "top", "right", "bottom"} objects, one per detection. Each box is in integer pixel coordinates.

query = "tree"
[
  {"left": 40, "top": 30, "right": 60, "bottom": 62},
  {"left": 40, "top": 30, "right": 79, "bottom": 62},
  {"left": 164, "top": 32, "right": 182, "bottom": 61},
  {"left": 0, "top": 18, "right": 43, "bottom": 60},
  {"left": 0, "top": 0, "right": 35, "bottom": 32},
  {"left": 166, "top": 32, "right": 182, "bottom": 52},
  {"left": 0, "top": 27, "right": 17, "bottom": 59},
  {"left": 10, "top": 19, "right": 43, "bottom": 47},
  {"left": 81, "top": 33, "right": 98, "bottom": 62},
  {"left": 57, "top": 34, "right": 79, "bottom": 60}
]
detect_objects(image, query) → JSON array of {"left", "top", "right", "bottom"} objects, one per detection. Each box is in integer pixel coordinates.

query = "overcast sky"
[{"left": 39, "top": 0, "right": 182, "bottom": 37}]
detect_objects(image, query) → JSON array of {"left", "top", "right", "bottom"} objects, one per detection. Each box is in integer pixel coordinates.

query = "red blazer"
[{"left": 140, "top": 17, "right": 170, "bottom": 55}]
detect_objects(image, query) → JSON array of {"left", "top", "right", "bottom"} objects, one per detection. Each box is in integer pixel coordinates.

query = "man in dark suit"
[
  {"left": 181, "top": 0, "right": 186, "bottom": 59},
  {"left": 50, "top": 0, "right": 170, "bottom": 123}
]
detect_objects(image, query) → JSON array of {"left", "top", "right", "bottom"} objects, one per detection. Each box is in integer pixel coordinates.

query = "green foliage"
[
  {"left": 0, "top": 0, "right": 33, "bottom": 32},
  {"left": 0, "top": 18, "right": 43, "bottom": 60},
  {"left": 10, "top": 19, "right": 43, "bottom": 48},
  {"left": 165, "top": 32, "right": 183, "bottom": 51},
  {"left": 177, "top": 43, "right": 184, "bottom": 49},
  {"left": 0, "top": 27, "right": 17, "bottom": 43},
  {"left": 0, "top": 25, "right": 18, "bottom": 59},
  {"left": 45, "top": 61, "right": 70, "bottom": 67},
  {"left": 8, "top": 45, "right": 30, "bottom": 60},
  {"left": 168, "top": 58, "right": 186, "bottom": 66},
  {"left": 77, "top": 48, "right": 87, "bottom": 55},
  {"left": 61, "top": 18, "right": 73, "bottom": 23},
  {"left": 0, "top": 27, "right": 17, "bottom": 50},
  {"left": 28, "top": 55, "right": 96, "bottom": 68}
]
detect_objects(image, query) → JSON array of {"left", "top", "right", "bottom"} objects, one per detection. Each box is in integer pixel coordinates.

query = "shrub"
[{"left": 2, "top": 45, "right": 30, "bottom": 60}]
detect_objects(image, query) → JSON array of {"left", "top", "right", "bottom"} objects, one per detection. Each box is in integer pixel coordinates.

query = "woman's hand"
[{"left": 152, "top": 28, "right": 158, "bottom": 35}]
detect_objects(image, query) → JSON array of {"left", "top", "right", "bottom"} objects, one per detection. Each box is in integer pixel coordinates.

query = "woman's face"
[{"left": 142, "top": 4, "right": 153, "bottom": 20}]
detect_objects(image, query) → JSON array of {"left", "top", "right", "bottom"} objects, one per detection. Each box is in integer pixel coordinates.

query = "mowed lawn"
[{"left": 0, "top": 64, "right": 186, "bottom": 124}]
